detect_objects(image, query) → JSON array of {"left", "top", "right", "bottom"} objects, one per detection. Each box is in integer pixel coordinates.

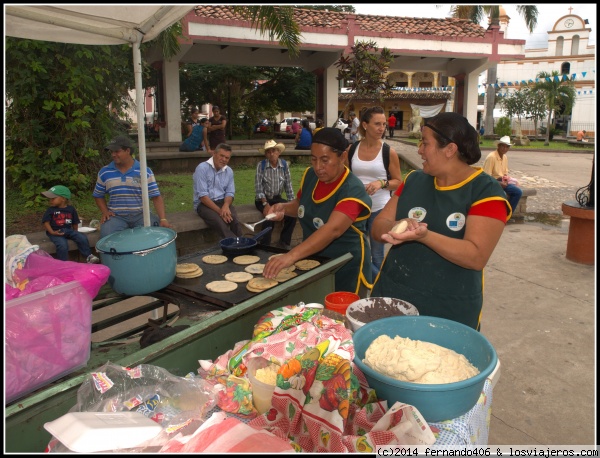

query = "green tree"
[
  {"left": 5, "top": 38, "right": 134, "bottom": 205},
  {"left": 494, "top": 117, "right": 512, "bottom": 138},
  {"left": 334, "top": 40, "right": 394, "bottom": 124},
  {"left": 450, "top": 5, "right": 538, "bottom": 136},
  {"left": 233, "top": 6, "right": 301, "bottom": 58},
  {"left": 522, "top": 86, "right": 547, "bottom": 139},
  {"left": 533, "top": 71, "right": 577, "bottom": 145},
  {"left": 179, "top": 64, "right": 316, "bottom": 138},
  {"left": 499, "top": 88, "right": 529, "bottom": 135}
]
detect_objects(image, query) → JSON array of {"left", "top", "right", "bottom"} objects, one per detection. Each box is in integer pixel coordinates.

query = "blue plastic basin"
[{"left": 353, "top": 316, "right": 497, "bottom": 422}]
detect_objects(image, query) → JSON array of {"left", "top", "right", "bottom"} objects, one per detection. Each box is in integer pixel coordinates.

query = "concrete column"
[
  {"left": 432, "top": 71, "right": 439, "bottom": 88},
  {"left": 324, "top": 65, "right": 340, "bottom": 128},
  {"left": 462, "top": 72, "right": 480, "bottom": 128},
  {"left": 405, "top": 71, "right": 415, "bottom": 87},
  {"left": 162, "top": 59, "right": 182, "bottom": 142}
]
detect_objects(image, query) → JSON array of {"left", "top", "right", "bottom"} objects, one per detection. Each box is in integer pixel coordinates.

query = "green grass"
[
  {"left": 5, "top": 164, "right": 309, "bottom": 234},
  {"left": 2, "top": 136, "right": 584, "bottom": 234}
]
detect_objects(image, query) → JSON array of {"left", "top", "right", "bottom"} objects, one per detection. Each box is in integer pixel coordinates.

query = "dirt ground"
[{"left": 7, "top": 213, "right": 42, "bottom": 236}]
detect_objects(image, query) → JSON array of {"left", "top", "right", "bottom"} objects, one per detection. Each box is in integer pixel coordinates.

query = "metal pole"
[{"left": 133, "top": 39, "right": 151, "bottom": 227}]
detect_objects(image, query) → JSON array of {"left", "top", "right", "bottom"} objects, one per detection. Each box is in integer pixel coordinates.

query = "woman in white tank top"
[{"left": 347, "top": 106, "right": 403, "bottom": 281}]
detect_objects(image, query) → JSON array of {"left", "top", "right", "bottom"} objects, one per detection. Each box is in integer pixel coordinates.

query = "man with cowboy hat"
[
  {"left": 483, "top": 135, "right": 523, "bottom": 219},
  {"left": 254, "top": 140, "right": 297, "bottom": 249}
]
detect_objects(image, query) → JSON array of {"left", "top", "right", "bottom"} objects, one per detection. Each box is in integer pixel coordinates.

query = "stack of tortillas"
[
  {"left": 294, "top": 259, "right": 321, "bottom": 271},
  {"left": 206, "top": 280, "right": 238, "bottom": 293},
  {"left": 176, "top": 263, "right": 203, "bottom": 279},
  {"left": 247, "top": 277, "right": 278, "bottom": 293},
  {"left": 202, "top": 254, "right": 228, "bottom": 265},
  {"left": 274, "top": 265, "right": 297, "bottom": 282},
  {"left": 233, "top": 255, "right": 260, "bottom": 265},
  {"left": 275, "top": 269, "right": 297, "bottom": 282},
  {"left": 224, "top": 271, "right": 253, "bottom": 283}
]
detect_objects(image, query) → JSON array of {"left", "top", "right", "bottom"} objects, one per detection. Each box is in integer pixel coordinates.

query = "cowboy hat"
[
  {"left": 258, "top": 139, "right": 286, "bottom": 154},
  {"left": 497, "top": 135, "right": 513, "bottom": 146}
]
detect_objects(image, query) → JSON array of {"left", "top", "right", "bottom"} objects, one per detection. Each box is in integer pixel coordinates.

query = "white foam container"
[{"left": 44, "top": 412, "right": 163, "bottom": 453}]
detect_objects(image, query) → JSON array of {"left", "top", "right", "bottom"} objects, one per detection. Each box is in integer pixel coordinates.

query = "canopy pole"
[{"left": 133, "top": 38, "right": 151, "bottom": 227}]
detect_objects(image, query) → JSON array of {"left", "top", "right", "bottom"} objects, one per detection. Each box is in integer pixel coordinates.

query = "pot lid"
[{"left": 96, "top": 226, "right": 176, "bottom": 253}]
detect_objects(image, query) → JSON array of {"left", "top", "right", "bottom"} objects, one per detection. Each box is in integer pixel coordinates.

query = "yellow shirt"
[{"left": 483, "top": 150, "right": 508, "bottom": 179}]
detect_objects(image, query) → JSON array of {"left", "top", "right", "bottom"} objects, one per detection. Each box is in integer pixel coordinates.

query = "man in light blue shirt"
[{"left": 193, "top": 143, "right": 243, "bottom": 238}]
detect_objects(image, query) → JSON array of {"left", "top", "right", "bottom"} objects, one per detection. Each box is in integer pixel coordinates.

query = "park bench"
[{"left": 23, "top": 204, "right": 298, "bottom": 262}]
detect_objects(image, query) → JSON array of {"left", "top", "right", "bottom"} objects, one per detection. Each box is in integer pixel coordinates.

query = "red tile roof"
[{"left": 193, "top": 6, "right": 486, "bottom": 38}]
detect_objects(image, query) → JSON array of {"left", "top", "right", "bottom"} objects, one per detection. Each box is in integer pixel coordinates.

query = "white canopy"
[{"left": 5, "top": 5, "right": 194, "bottom": 226}]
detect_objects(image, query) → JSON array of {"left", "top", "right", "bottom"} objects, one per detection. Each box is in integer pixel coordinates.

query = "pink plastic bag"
[{"left": 13, "top": 251, "right": 110, "bottom": 299}]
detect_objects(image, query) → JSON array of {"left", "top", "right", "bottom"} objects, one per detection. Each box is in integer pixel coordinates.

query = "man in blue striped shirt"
[
  {"left": 193, "top": 143, "right": 243, "bottom": 238},
  {"left": 93, "top": 135, "right": 170, "bottom": 238}
]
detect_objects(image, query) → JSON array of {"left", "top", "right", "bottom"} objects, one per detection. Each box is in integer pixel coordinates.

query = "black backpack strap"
[
  {"left": 347, "top": 141, "right": 360, "bottom": 171},
  {"left": 382, "top": 142, "right": 391, "bottom": 180}
]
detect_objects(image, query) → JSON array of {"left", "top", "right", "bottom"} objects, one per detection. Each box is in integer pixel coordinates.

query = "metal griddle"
[{"left": 164, "top": 243, "right": 330, "bottom": 309}]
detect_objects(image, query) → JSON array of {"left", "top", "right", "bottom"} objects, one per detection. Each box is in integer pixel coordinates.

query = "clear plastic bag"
[{"left": 47, "top": 362, "right": 218, "bottom": 453}]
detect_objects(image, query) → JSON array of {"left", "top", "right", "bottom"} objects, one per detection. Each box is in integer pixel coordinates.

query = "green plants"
[{"left": 494, "top": 117, "right": 512, "bottom": 138}]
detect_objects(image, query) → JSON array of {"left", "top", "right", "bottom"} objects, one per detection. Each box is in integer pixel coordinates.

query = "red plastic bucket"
[{"left": 324, "top": 292, "right": 360, "bottom": 314}]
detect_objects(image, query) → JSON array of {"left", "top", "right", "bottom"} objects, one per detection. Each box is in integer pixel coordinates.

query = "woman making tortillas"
[
  {"left": 262, "top": 128, "right": 373, "bottom": 296},
  {"left": 370, "top": 112, "right": 510, "bottom": 330}
]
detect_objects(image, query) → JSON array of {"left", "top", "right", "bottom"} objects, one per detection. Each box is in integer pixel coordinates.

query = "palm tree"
[
  {"left": 152, "top": 6, "right": 302, "bottom": 60},
  {"left": 450, "top": 5, "right": 538, "bottom": 136},
  {"left": 533, "top": 70, "right": 576, "bottom": 145}
]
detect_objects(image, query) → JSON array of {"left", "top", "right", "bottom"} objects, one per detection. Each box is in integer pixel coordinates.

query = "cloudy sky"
[{"left": 352, "top": 4, "right": 596, "bottom": 48}]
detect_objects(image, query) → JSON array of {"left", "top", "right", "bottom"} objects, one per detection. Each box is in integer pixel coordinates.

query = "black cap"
[
  {"left": 105, "top": 135, "right": 134, "bottom": 152},
  {"left": 312, "top": 127, "right": 348, "bottom": 153}
]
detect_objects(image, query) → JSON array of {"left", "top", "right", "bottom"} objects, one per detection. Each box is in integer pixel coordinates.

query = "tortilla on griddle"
[
  {"left": 206, "top": 280, "right": 238, "bottom": 293},
  {"left": 224, "top": 271, "right": 254, "bottom": 283},
  {"left": 202, "top": 255, "right": 228, "bottom": 265}
]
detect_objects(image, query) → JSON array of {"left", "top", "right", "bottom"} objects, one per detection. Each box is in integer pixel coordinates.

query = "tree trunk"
[
  {"left": 545, "top": 110, "right": 552, "bottom": 146},
  {"left": 484, "top": 66, "right": 497, "bottom": 136}
]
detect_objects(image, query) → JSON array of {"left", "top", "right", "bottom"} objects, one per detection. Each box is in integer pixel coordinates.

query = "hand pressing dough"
[
  {"left": 363, "top": 335, "right": 479, "bottom": 384},
  {"left": 392, "top": 220, "right": 408, "bottom": 234}
]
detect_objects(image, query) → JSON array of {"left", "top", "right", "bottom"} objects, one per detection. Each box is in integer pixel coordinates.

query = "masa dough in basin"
[{"left": 364, "top": 335, "right": 479, "bottom": 384}]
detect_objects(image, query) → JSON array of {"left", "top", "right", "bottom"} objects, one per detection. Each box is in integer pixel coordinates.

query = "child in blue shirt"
[{"left": 41, "top": 185, "right": 100, "bottom": 263}]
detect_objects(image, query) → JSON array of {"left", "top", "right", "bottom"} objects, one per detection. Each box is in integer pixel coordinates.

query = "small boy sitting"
[{"left": 41, "top": 185, "right": 100, "bottom": 263}]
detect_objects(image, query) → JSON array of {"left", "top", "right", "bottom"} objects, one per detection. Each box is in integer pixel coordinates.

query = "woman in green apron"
[
  {"left": 371, "top": 112, "right": 510, "bottom": 330},
  {"left": 263, "top": 128, "right": 372, "bottom": 296}
]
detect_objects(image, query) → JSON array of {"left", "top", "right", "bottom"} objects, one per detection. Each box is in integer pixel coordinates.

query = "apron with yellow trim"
[
  {"left": 372, "top": 168, "right": 508, "bottom": 329},
  {"left": 298, "top": 167, "right": 372, "bottom": 293}
]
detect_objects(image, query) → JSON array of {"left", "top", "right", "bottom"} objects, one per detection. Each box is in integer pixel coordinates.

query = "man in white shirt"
[{"left": 349, "top": 111, "right": 360, "bottom": 142}]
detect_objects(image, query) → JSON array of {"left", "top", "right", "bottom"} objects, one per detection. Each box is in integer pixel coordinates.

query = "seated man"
[
  {"left": 193, "top": 143, "right": 243, "bottom": 238},
  {"left": 483, "top": 136, "right": 523, "bottom": 218},
  {"left": 576, "top": 130, "right": 587, "bottom": 142},
  {"left": 94, "top": 135, "right": 170, "bottom": 238},
  {"left": 255, "top": 139, "right": 297, "bottom": 249}
]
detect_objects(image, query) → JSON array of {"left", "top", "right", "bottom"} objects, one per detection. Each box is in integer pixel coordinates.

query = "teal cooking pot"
[{"left": 96, "top": 226, "right": 177, "bottom": 296}]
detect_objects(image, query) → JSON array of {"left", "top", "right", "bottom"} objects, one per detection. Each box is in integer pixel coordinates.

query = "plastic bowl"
[
  {"left": 352, "top": 316, "right": 497, "bottom": 422},
  {"left": 324, "top": 292, "right": 360, "bottom": 314},
  {"left": 246, "top": 357, "right": 279, "bottom": 414},
  {"left": 346, "top": 297, "right": 419, "bottom": 332}
]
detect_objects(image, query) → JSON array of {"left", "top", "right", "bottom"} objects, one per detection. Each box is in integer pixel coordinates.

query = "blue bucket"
[{"left": 353, "top": 316, "right": 497, "bottom": 422}]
